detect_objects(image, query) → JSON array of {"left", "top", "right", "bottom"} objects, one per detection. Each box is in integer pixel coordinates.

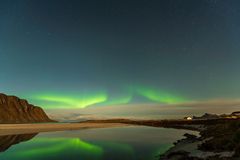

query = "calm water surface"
[{"left": 0, "top": 126, "right": 197, "bottom": 160}]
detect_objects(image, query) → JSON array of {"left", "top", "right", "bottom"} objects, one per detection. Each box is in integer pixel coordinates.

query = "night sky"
[{"left": 1, "top": 0, "right": 240, "bottom": 110}]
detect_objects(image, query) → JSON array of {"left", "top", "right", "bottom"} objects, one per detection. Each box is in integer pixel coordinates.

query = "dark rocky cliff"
[
  {"left": 0, "top": 93, "right": 54, "bottom": 123},
  {"left": 0, "top": 133, "right": 37, "bottom": 152}
]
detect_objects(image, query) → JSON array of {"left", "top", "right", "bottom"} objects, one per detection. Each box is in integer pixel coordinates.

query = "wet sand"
[{"left": 0, "top": 123, "right": 129, "bottom": 136}]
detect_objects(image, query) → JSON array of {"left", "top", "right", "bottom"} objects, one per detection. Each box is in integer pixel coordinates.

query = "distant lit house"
[{"left": 184, "top": 117, "right": 192, "bottom": 120}]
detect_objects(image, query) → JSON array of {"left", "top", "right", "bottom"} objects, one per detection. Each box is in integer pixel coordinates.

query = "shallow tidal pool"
[{"left": 0, "top": 126, "right": 197, "bottom": 160}]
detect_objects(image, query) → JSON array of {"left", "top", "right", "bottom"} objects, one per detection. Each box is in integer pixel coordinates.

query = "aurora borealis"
[
  {"left": 33, "top": 91, "right": 108, "bottom": 109},
  {"left": 27, "top": 85, "right": 186, "bottom": 109},
  {"left": 1, "top": 0, "right": 240, "bottom": 112},
  {"left": 17, "top": 138, "right": 104, "bottom": 158}
]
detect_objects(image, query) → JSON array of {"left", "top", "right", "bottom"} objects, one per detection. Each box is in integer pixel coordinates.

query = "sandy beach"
[{"left": 0, "top": 122, "right": 129, "bottom": 136}]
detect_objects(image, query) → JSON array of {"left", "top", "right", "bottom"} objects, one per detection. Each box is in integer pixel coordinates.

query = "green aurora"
[
  {"left": 34, "top": 91, "right": 108, "bottom": 109},
  {"left": 28, "top": 85, "right": 186, "bottom": 109},
  {"left": 135, "top": 86, "right": 186, "bottom": 104},
  {"left": 0, "top": 137, "right": 138, "bottom": 160},
  {"left": 0, "top": 136, "right": 134, "bottom": 160},
  {"left": 0, "top": 138, "right": 104, "bottom": 160},
  {"left": 17, "top": 138, "right": 104, "bottom": 158}
]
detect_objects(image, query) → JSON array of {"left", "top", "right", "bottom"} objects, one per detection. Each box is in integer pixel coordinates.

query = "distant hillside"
[{"left": 0, "top": 93, "right": 54, "bottom": 123}]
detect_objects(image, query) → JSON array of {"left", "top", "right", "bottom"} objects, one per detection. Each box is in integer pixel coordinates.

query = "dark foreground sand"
[{"left": 0, "top": 122, "right": 129, "bottom": 136}]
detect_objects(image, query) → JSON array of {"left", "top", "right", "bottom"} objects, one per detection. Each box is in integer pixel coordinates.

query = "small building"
[{"left": 184, "top": 116, "right": 192, "bottom": 120}]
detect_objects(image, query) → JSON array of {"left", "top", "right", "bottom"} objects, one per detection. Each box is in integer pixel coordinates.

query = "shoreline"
[
  {"left": 159, "top": 119, "right": 240, "bottom": 160},
  {"left": 1, "top": 117, "right": 239, "bottom": 159},
  {"left": 0, "top": 117, "right": 237, "bottom": 136},
  {"left": 83, "top": 118, "right": 240, "bottom": 131},
  {"left": 159, "top": 133, "right": 235, "bottom": 160},
  {"left": 80, "top": 118, "right": 240, "bottom": 159},
  {"left": 0, "top": 122, "right": 129, "bottom": 136}
]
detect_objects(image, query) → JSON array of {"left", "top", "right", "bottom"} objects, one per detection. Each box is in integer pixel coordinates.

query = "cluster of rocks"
[
  {"left": 159, "top": 118, "right": 240, "bottom": 160},
  {"left": 159, "top": 133, "right": 235, "bottom": 160}
]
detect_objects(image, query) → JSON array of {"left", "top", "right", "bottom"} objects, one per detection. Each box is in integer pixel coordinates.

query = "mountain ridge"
[{"left": 0, "top": 93, "right": 54, "bottom": 123}]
